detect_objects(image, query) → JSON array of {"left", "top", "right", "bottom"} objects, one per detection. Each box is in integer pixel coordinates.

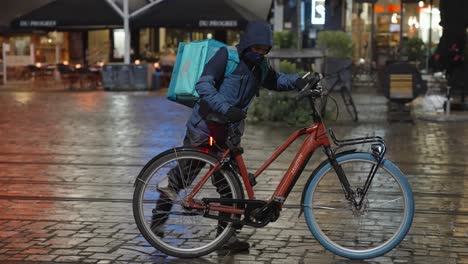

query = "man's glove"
[
  {"left": 295, "top": 77, "right": 308, "bottom": 91},
  {"left": 226, "top": 107, "right": 245, "bottom": 122}
]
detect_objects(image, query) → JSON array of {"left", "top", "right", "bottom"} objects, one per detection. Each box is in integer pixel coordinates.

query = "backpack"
[{"left": 166, "top": 39, "right": 240, "bottom": 108}]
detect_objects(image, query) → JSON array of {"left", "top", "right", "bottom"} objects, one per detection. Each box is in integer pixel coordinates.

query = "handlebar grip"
[
  {"left": 294, "top": 87, "right": 312, "bottom": 101},
  {"left": 294, "top": 72, "right": 323, "bottom": 101}
]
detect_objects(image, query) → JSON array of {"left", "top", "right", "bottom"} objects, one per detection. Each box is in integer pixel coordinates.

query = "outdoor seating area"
[
  {"left": 2, "top": 62, "right": 103, "bottom": 90},
  {"left": 56, "top": 63, "right": 102, "bottom": 90}
]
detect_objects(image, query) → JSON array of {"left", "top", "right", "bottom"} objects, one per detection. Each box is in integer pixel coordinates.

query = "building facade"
[{"left": 275, "top": 0, "right": 443, "bottom": 68}]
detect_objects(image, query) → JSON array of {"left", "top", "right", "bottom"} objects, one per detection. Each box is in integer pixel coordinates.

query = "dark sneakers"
[
  {"left": 220, "top": 236, "right": 250, "bottom": 252},
  {"left": 150, "top": 223, "right": 164, "bottom": 238},
  {"left": 151, "top": 208, "right": 169, "bottom": 238}
]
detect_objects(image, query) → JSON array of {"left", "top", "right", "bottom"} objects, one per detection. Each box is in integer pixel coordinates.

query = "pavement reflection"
[{"left": 0, "top": 89, "right": 467, "bottom": 263}]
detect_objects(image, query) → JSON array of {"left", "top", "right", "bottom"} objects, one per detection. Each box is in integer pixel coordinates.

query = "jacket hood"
[{"left": 237, "top": 21, "right": 273, "bottom": 54}]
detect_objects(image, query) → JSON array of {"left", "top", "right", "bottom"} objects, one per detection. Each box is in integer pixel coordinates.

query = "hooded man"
[{"left": 152, "top": 21, "right": 307, "bottom": 252}]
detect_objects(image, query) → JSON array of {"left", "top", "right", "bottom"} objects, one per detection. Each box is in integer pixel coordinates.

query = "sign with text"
[
  {"left": 311, "top": 0, "right": 325, "bottom": 25},
  {"left": 198, "top": 20, "right": 238, "bottom": 27},
  {"left": 19, "top": 20, "right": 57, "bottom": 27}
]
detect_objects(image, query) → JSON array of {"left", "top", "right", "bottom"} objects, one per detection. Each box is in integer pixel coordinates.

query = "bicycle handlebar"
[
  {"left": 295, "top": 63, "right": 352, "bottom": 101},
  {"left": 295, "top": 72, "right": 323, "bottom": 101}
]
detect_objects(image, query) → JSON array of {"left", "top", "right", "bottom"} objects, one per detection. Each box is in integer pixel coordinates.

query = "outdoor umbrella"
[
  {"left": 132, "top": 0, "right": 262, "bottom": 29},
  {"left": 10, "top": 0, "right": 123, "bottom": 30}
]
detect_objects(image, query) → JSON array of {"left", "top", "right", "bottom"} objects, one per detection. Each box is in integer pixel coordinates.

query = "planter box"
[
  {"left": 382, "top": 61, "right": 426, "bottom": 104},
  {"left": 102, "top": 63, "right": 154, "bottom": 91}
]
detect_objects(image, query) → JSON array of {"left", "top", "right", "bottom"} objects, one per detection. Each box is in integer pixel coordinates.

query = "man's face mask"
[
  {"left": 244, "top": 45, "right": 270, "bottom": 65},
  {"left": 243, "top": 50, "right": 265, "bottom": 64}
]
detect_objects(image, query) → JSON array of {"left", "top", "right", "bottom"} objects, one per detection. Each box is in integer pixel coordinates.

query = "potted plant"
[
  {"left": 401, "top": 37, "right": 426, "bottom": 68},
  {"left": 273, "top": 31, "right": 296, "bottom": 49},
  {"left": 316, "top": 30, "right": 354, "bottom": 89}
]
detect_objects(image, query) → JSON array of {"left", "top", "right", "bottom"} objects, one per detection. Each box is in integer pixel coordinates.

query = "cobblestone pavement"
[{"left": 0, "top": 88, "right": 468, "bottom": 264}]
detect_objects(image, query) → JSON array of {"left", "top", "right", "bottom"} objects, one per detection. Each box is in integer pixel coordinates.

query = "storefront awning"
[
  {"left": 1, "top": 0, "right": 55, "bottom": 33},
  {"left": 10, "top": 0, "right": 123, "bottom": 31},
  {"left": 132, "top": 0, "right": 263, "bottom": 29}
]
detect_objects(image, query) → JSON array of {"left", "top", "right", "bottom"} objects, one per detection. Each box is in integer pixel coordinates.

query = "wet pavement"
[{"left": 0, "top": 86, "right": 468, "bottom": 263}]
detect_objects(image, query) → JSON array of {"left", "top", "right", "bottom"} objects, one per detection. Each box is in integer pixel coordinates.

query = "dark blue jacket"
[{"left": 186, "top": 21, "right": 300, "bottom": 146}]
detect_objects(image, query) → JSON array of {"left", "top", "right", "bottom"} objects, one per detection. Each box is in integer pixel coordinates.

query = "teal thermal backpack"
[{"left": 166, "top": 39, "right": 240, "bottom": 108}]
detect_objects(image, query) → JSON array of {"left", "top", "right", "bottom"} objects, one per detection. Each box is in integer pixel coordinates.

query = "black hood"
[{"left": 237, "top": 21, "right": 273, "bottom": 54}]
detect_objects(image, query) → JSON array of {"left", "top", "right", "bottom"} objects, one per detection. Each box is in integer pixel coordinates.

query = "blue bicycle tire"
[{"left": 303, "top": 152, "right": 414, "bottom": 259}]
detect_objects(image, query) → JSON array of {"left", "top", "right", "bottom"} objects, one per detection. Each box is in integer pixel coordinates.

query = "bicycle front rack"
[{"left": 328, "top": 128, "right": 387, "bottom": 160}]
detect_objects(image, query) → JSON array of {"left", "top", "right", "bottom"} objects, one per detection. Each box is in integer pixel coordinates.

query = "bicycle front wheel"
[
  {"left": 133, "top": 149, "right": 243, "bottom": 258},
  {"left": 303, "top": 152, "right": 414, "bottom": 259}
]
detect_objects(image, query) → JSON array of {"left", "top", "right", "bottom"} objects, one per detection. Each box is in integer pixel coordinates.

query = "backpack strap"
[
  {"left": 259, "top": 58, "right": 269, "bottom": 83},
  {"left": 224, "top": 46, "right": 240, "bottom": 76}
]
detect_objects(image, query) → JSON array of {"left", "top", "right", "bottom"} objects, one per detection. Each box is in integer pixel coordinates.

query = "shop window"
[
  {"left": 113, "top": 29, "right": 125, "bottom": 60},
  {"left": 9, "top": 36, "right": 31, "bottom": 56}
]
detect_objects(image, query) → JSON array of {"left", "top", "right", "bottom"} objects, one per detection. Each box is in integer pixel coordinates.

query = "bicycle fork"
[
  {"left": 324, "top": 145, "right": 385, "bottom": 210},
  {"left": 323, "top": 146, "right": 357, "bottom": 206}
]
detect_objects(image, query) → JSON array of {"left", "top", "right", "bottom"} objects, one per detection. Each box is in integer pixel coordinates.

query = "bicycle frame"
[
  {"left": 186, "top": 72, "right": 375, "bottom": 216},
  {"left": 187, "top": 121, "right": 332, "bottom": 214}
]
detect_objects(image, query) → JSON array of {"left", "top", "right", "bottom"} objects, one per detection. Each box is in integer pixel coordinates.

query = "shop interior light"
[
  {"left": 97, "top": 61, "right": 105, "bottom": 67},
  {"left": 134, "top": 60, "right": 141, "bottom": 65},
  {"left": 418, "top": 1, "right": 425, "bottom": 8},
  {"left": 391, "top": 13, "right": 399, "bottom": 24},
  {"left": 153, "top": 62, "right": 160, "bottom": 69},
  {"left": 35, "top": 62, "right": 42, "bottom": 68},
  {"left": 408, "top": 16, "right": 420, "bottom": 28},
  {"left": 75, "top": 64, "right": 82, "bottom": 69},
  {"left": 63, "top": 60, "right": 69, "bottom": 66}
]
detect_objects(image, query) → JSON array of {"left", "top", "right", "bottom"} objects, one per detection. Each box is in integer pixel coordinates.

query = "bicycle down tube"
[{"left": 187, "top": 122, "right": 337, "bottom": 210}]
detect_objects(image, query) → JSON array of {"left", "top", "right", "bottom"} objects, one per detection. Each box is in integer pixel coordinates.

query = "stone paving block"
[
  {"left": 24, "top": 254, "right": 57, "bottom": 262},
  {"left": 80, "top": 238, "right": 116, "bottom": 247},
  {"left": 22, "top": 248, "right": 51, "bottom": 255},
  {"left": 84, "top": 247, "right": 112, "bottom": 253},
  {"left": 54, "top": 255, "right": 85, "bottom": 262},
  {"left": 89, "top": 252, "right": 123, "bottom": 260}
]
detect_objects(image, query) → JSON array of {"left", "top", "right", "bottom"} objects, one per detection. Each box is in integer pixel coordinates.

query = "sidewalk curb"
[{"left": 416, "top": 113, "right": 468, "bottom": 122}]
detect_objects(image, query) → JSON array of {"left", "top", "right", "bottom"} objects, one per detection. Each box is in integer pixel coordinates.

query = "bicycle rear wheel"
[
  {"left": 303, "top": 152, "right": 414, "bottom": 259},
  {"left": 133, "top": 149, "right": 243, "bottom": 258}
]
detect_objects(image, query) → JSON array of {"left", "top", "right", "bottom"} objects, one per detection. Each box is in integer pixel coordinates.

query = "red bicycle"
[{"left": 133, "top": 72, "right": 414, "bottom": 259}]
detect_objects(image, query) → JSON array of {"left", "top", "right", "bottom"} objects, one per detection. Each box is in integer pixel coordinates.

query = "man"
[{"left": 152, "top": 21, "right": 307, "bottom": 252}]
